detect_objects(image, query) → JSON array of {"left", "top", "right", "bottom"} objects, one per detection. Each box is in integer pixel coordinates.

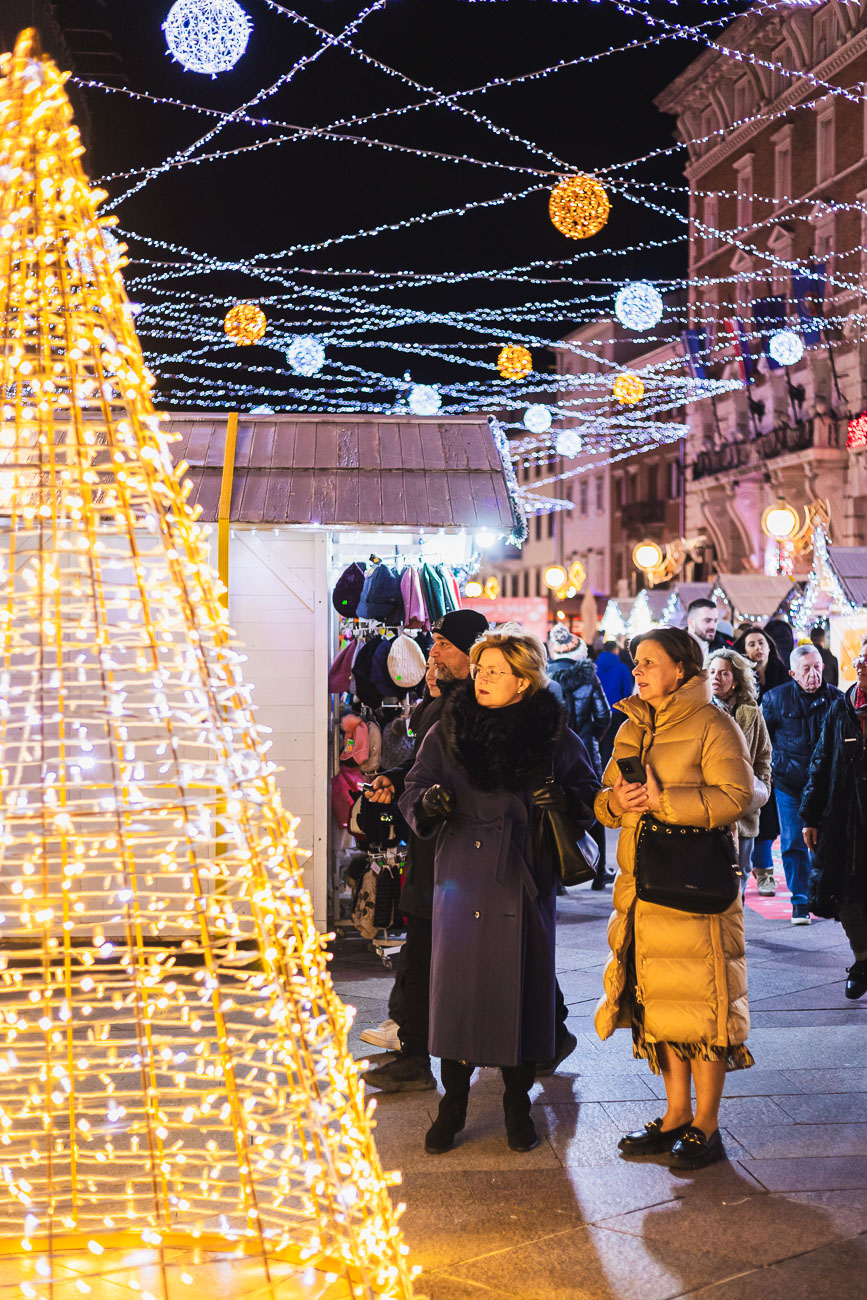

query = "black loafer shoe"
[
  {"left": 669, "top": 1126, "right": 725, "bottom": 1170},
  {"left": 845, "top": 959, "right": 867, "bottom": 1001},
  {"left": 617, "top": 1117, "right": 691, "bottom": 1157}
]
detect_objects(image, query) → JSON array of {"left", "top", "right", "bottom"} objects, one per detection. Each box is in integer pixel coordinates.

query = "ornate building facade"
[{"left": 655, "top": 0, "right": 867, "bottom": 575}]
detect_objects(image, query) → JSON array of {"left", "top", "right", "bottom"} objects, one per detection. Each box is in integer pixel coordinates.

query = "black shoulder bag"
[
  {"left": 634, "top": 814, "right": 739, "bottom": 914},
  {"left": 536, "top": 774, "right": 599, "bottom": 888}
]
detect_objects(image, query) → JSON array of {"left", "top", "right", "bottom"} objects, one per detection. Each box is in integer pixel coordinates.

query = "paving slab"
[
  {"left": 739, "top": 1155, "right": 867, "bottom": 1191},
  {"left": 677, "top": 1231, "right": 867, "bottom": 1300}
]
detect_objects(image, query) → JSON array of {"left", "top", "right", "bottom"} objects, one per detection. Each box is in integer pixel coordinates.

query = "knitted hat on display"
[
  {"left": 357, "top": 720, "right": 382, "bottom": 775},
  {"left": 327, "top": 641, "right": 356, "bottom": 694},
  {"left": 332, "top": 562, "right": 365, "bottom": 618},
  {"left": 387, "top": 633, "right": 427, "bottom": 689},
  {"left": 431, "top": 609, "right": 490, "bottom": 655},
  {"left": 339, "top": 714, "right": 370, "bottom": 765}
]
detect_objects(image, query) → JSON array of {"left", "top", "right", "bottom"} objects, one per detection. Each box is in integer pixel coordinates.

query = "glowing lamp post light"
[
  {"left": 543, "top": 564, "right": 569, "bottom": 590},
  {"left": 632, "top": 540, "right": 664, "bottom": 575},
  {"left": 761, "top": 500, "right": 799, "bottom": 541},
  {"left": 464, "top": 580, "right": 483, "bottom": 598}
]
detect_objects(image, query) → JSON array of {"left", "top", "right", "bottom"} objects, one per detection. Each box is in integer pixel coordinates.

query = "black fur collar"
[{"left": 440, "top": 680, "right": 566, "bottom": 792}]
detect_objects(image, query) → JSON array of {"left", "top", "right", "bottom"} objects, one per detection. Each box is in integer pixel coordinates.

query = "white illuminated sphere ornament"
[
  {"left": 408, "top": 384, "right": 441, "bottom": 416},
  {"left": 615, "top": 281, "right": 663, "bottom": 332},
  {"left": 523, "top": 404, "right": 552, "bottom": 433},
  {"left": 163, "top": 0, "right": 252, "bottom": 76},
  {"left": 555, "top": 429, "right": 582, "bottom": 458},
  {"left": 286, "top": 335, "right": 326, "bottom": 376},
  {"left": 768, "top": 329, "right": 804, "bottom": 366}
]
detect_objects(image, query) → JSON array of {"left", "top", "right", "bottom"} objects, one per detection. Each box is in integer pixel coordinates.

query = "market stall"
[
  {"left": 710, "top": 574, "right": 797, "bottom": 628},
  {"left": 165, "top": 411, "right": 518, "bottom": 927},
  {"left": 792, "top": 528, "right": 867, "bottom": 685}
]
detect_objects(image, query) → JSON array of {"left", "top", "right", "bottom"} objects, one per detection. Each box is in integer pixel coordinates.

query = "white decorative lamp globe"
[
  {"left": 286, "top": 335, "right": 326, "bottom": 376},
  {"left": 768, "top": 329, "right": 804, "bottom": 367},
  {"left": 163, "top": 0, "right": 252, "bottom": 76},
  {"left": 523, "top": 404, "right": 552, "bottom": 433},
  {"left": 615, "top": 281, "right": 663, "bottom": 332},
  {"left": 555, "top": 429, "right": 582, "bottom": 458},
  {"left": 408, "top": 384, "right": 441, "bottom": 415}
]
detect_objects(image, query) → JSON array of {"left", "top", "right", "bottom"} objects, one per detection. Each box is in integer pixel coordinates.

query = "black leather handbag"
[
  {"left": 535, "top": 777, "right": 599, "bottom": 887},
  {"left": 634, "top": 815, "right": 739, "bottom": 914}
]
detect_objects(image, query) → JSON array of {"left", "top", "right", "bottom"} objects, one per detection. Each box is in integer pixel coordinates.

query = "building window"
[
  {"left": 535, "top": 569, "right": 542, "bottom": 599},
  {"left": 511, "top": 573, "right": 519, "bottom": 598},
  {"left": 814, "top": 215, "right": 835, "bottom": 267},
  {"left": 669, "top": 460, "right": 680, "bottom": 499},
  {"left": 614, "top": 551, "right": 624, "bottom": 582},
  {"left": 579, "top": 479, "right": 588, "bottom": 515},
  {"left": 816, "top": 107, "right": 835, "bottom": 185},
  {"left": 595, "top": 475, "right": 604, "bottom": 513},
  {"left": 773, "top": 127, "right": 792, "bottom": 204},
  {"left": 703, "top": 192, "right": 718, "bottom": 256},
  {"left": 734, "top": 77, "right": 753, "bottom": 123},
  {"left": 534, "top": 513, "right": 542, "bottom": 542},
  {"left": 547, "top": 511, "right": 555, "bottom": 539},
  {"left": 522, "top": 569, "right": 529, "bottom": 598},
  {"left": 735, "top": 155, "right": 753, "bottom": 230},
  {"left": 814, "top": 8, "right": 838, "bottom": 64},
  {"left": 615, "top": 476, "right": 624, "bottom": 508},
  {"left": 647, "top": 465, "right": 658, "bottom": 502},
  {"left": 772, "top": 42, "right": 793, "bottom": 98},
  {"left": 700, "top": 105, "right": 715, "bottom": 152}
]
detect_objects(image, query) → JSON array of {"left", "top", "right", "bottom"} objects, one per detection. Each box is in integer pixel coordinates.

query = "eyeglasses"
[{"left": 470, "top": 664, "right": 515, "bottom": 683}]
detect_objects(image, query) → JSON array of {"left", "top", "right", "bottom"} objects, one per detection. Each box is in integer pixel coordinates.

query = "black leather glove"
[
  {"left": 530, "top": 782, "right": 568, "bottom": 812},
  {"left": 420, "top": 784, "right": 455, "bottom": 821}
]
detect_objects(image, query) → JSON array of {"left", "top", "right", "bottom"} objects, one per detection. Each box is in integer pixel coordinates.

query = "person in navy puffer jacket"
[{"left": 595, "top": 640, "right": 635, "bottom": 771}]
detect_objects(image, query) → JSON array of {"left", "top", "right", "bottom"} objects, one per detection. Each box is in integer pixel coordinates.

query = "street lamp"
[
  {"left": 761, "top": 499, "right": 799, "bottom": 540},
  {"left": 543, "top": 564, "right": 569, "bottom": 590},
  {"left": 464, "top": 580, "right": 483, "bottom": 598},
  {"left": 632, "top": 540, "right": 664, "bottom": 573}
]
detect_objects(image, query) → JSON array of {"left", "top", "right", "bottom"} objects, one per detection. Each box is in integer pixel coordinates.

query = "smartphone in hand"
[{"left": 616, "top": 756, "right": 647, "bottom": 784}]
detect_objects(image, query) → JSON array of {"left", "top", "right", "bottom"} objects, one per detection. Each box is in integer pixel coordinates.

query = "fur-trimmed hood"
[{"left": 439, "top": 680, "right": 566, "bottom": 792}]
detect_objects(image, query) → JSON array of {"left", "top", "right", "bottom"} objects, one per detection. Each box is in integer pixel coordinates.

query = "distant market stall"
[
  {"left": 791, "top": 528, "right": 867, "bottom": 685},
  {"left": 710, "top": 574, "right": 797, "bottom": 627}
]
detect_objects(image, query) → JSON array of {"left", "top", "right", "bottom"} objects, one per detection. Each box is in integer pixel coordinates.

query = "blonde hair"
[{"left": 469, "top": 631, "right": 549, "bottom": 697}]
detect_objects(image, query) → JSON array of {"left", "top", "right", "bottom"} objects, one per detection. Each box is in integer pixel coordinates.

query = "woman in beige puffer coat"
[{"left": 595, "top": 628, "right": 754, "bottom": 1170}]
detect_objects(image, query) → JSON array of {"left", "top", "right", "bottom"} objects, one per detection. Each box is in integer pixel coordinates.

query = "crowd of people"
[{"left": 356, "top": 599, "right": 867, "bottom": 1171}]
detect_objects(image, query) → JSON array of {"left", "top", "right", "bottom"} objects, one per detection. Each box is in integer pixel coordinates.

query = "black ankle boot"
[
  {"left": 501, "top": 1062, "right": 539, "bottom": 1152},
  {"left": 425, "top": 1059, "right": 472, "bottom": 1154}
]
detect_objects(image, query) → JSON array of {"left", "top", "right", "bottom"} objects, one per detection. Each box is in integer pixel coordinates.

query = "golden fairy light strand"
[{"left": 0, "top": 28, "right": 416, "bottom": 1297}]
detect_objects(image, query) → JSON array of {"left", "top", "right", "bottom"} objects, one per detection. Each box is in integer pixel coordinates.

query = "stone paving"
[{"left": 335, "top": 837, "right": 867, "bottom": 1299}]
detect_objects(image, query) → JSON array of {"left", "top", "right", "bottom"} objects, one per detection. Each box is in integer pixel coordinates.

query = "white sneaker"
[{"left": 359, "top": 1018, "right": 401, "bottom": 1051}]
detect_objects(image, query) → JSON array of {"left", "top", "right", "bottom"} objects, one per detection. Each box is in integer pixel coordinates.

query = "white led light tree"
[{"left": 0, "top": 29, "right": 415, "bottom": 1299}]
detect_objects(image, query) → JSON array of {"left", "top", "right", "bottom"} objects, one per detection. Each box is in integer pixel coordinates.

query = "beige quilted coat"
[{"left": 594, "top": 673, "right": 755, "bottom": 1052}]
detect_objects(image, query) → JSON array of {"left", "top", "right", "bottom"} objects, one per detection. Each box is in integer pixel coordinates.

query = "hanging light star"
[
  {"left": 224, "top": 301, "right": 266, "bottom": 345},
  {"left": 612, "top": 373, "right": 644, "bottom": 404},
  {"left": 408, "top": 383, "right": 441, "bottom": 415},
  {"left": 497, "top": 345, "right": 532, "bottom": 380},
  {"left": 163, "top": 0, "right": 252, "bottom": 76},
  {"left": 286, "top": 334, "right": 326, "bottom": 375},
  {"left": 523, "top": 404, "right": 552, "bottom": 433},
  {"left": 614, "top": 281, "right": 663, "bottom": 332},
  {"left": 548, "top": 174, "right": 610, "bottom": 239}
]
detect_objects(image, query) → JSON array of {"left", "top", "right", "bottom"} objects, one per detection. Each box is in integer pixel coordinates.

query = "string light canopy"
[
  {"left": 163, "top": 0, "right": 252, "bottom": 76},
  {"left": 407, "top": 382, "right": 441, "bottom": 415},
  {"left": 223, "top": 300, "right": 266, "bottom": 345},
  {"left": 0, "top": 29, "right": 416, "bottom": 1297},
  {"left": 768, "top": 328, "right": 804, "bottom": 367},
  {"left": 612, "top": 372, "right": 645, "bottom": 404},
  {"left": 614, "top": 280, "right": 663, "bottom": 331},
  {"left": 523, "top": 404, "right": 552, "bottom": 433},
  {"left": 548, "top": 174, "right": 610, "bottom": 240},
  {"left": 497, "top": 344, "right": 533, "bottom": 380},
  {"left": 286, "top": 332, "right": 326, "bottom": 376}
]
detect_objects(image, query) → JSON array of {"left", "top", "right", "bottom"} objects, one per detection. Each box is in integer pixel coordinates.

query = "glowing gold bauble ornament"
[
  {"left": 613, "top": 372, "right": 645, "bottom": 404},
  {"left": 568, "top": 559, "right": 587, "bottom": 591},
  {"left": 0, "top": 28, "right": 415, "bottom": 1298},
  {"left": 484, "top": 576, "right": 501, "bottom": 599},
  {"left": 497, "top": 344, "right": 533, "bottom": 380},
  {"left": 224, "top": 300, "right": 266, "bottom": 345},
  {"left": 549, "top": 174, "right": 611, "bottom": 239}
]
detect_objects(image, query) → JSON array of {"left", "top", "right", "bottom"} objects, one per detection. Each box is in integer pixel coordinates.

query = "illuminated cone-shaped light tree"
[{"left": 0, "top": 29, "right": 415, "bottom": 1299}]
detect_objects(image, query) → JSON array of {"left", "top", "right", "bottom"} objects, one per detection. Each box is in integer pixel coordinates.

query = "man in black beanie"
[{"left": 361, "top": 609, "right": 490, "bottom": 1093}]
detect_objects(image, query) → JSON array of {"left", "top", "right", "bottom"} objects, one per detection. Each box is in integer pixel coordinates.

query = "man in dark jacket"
[
  {"left": 809, "top": 625, "right": 839, "bottom": 686},
  {"left": 763, "top": 645, "right": 842, "bottom": 924},
  {"left": 595, "top": 640, "right": 634, "bottom": 770},
  {"left": 686, "top": 597, "right": 731, "bottom": 663},
  {"left": 361, "top": 609, "right": 489, "bottom": 1093}
]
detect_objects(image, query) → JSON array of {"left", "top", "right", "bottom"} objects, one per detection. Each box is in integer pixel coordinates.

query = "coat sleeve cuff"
[{"left": 595, "top": 787, "right": 621, "bottom": 828}]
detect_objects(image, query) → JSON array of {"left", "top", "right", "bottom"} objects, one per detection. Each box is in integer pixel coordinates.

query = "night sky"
[{"left": 48, "top": 0, "right": 750, "bottom": 408}]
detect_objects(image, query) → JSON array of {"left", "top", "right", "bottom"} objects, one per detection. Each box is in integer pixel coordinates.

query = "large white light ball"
[
  {"left": 163, "top": 0, "right": 252, "bottom": 76},
  {"left": 523, "top": 404, "right": 552, "bottom": 433},
  {"left": 555, "top": 429, "right": 582, "bottom": 458},
  {"left": 615, "top": 281, "right": 663, "bottom": 332},
  {"left": 408, "top": 384, "right": 441, "bottom": 416},
  {"left": 286, "top": 335, "right": 326, "bottom": 376},
  {"left": 768, "top": 329, "right": 804, "bottom": 366}
]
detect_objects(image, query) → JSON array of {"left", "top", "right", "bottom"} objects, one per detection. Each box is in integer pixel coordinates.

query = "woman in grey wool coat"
[{"left": 400, "top": 630, "right": 598, "bottom": 1155}]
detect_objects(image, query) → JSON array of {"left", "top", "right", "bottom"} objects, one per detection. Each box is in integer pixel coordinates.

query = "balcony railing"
[
  {"left": 691, "top": 415, "right": 840, "bottom": 481},
  {"left": 619, "top": 499, "right": 668, "bottom": 527}
]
